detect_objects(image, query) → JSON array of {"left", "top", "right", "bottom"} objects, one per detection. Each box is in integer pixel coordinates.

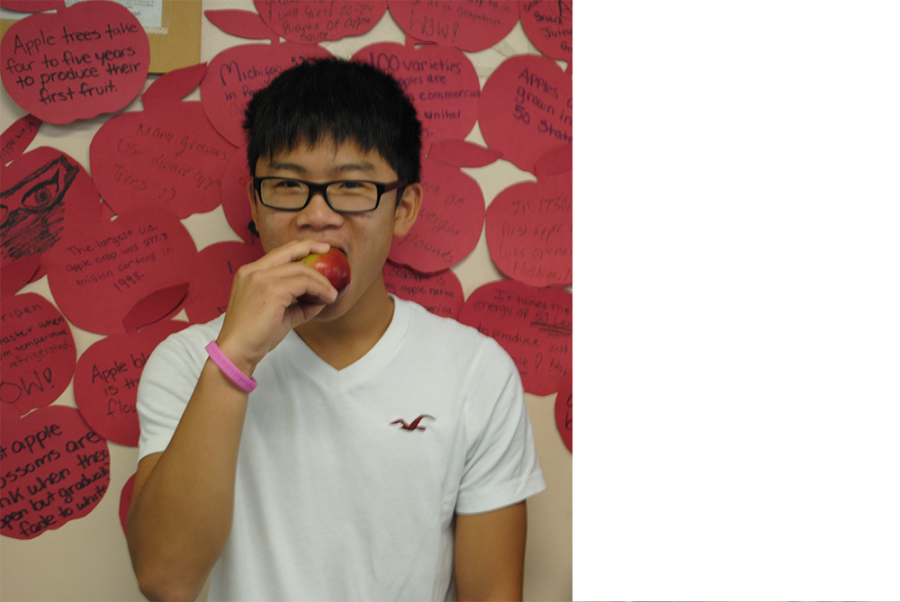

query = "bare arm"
[
  {"left": 454, "top": 501, "right": 528, "bottom": 602},
  {"left": 126, "top": 362, "right": 249, "bottom": 601},
  {"left": 126, "top": 241, "right": 338, "bottom": 601}
]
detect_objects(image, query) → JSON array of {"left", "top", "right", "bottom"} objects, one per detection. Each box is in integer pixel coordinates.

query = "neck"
[{"left": 293, "top": 277, "right": 394, "bottom": 370}]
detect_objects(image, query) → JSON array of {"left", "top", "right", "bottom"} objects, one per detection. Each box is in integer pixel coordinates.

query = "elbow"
[
  {"left": 134, "top": 565, "right": 205, "bottom": 602},
  {"left": 128, "top": 526, "right": 209, "bottom": 601},
  {"left": 130, "top": 546, "right": 207, "bottom": 602}
]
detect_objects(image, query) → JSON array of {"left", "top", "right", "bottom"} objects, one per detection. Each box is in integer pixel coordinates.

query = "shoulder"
[
  {"left": 400, "top": 297, "right": 484, "bottom": 343},
  {"left": 145, "top": 315, "right": 225, "bottom": 370},
  {"left": 397, "top": 297, "right": 518, "bottom": 381},
  {"left": 400, "top": 298, "right": 508, "bottom": 358},
  {"left": 138, "top": 315, "right": 225, "bottom": 409}
]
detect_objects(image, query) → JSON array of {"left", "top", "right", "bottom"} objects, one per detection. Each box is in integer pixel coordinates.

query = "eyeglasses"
[{"left": 253, "top": 177, "right": 406, "bottom": 214}]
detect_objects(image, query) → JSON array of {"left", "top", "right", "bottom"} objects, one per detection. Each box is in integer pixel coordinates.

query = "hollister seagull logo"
[{"left": 390, "top": 415, "right": 435, "bottom": 431}]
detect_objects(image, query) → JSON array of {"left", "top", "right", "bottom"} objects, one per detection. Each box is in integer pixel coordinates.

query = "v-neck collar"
[{"left": 284, "top": 295, "right": 409, "bottom": 390}]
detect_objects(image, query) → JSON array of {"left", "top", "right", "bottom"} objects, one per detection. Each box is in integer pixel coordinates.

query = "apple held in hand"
[{"left": 298, "top": 249, "right": 351, "bottom": 304}]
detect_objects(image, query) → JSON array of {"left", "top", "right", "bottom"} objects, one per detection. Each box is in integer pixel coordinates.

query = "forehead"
[{"left": 260, "top": 137, "right": 394, "bottom": 176}]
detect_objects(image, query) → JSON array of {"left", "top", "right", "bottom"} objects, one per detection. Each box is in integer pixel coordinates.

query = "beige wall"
[{"left": 0, "top": 2, "right": 572, "bottom": 600}]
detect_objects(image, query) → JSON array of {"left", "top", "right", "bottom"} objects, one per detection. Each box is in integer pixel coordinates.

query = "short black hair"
[{"left": 243, "top": 57, "right": 422, "bottom": 186}]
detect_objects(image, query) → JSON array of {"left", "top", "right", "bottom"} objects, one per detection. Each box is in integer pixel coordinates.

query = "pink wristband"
[{"left": 205, "top": 341, "right": 258, "bottom": 393}]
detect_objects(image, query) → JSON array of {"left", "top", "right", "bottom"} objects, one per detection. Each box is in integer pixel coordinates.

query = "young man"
[{"left": 127, "top": 57, "right": 545, "bottom": 601}]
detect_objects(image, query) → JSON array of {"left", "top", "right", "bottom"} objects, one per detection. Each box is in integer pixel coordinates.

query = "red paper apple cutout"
[
  {"left": 389, "top": 153, "right": 485, "bottom": 274},
  {"left": 485, "top": 159, "right": 572, "bottom": 288},
  {"left": 0, "top": 292, "right": 76, "bottom": 417},
  {"left": 1, "top": 146, "right": 102, "bottom": 274},
  {"left": 1, "top": 114, "right": 41, "bottom": 166},
  {"left": 0, "top": 0, "right": 150, "bottom": 124},
  {"left": 383, "top": 260, "right": 464, "bottom": 319},
  {"left": 91, "top": 64, "right": 237, "bottom": 219},
  {"left": 353, "top": 43, "right": 480, "bottom": 146},
  {"left": 73, "top": 320, "right": 188, "bottom": 446},
  {"left": 254, "top": 0, "right": 387, "bottom": 44},
  {"left": 220, "top": 144, "right": 257, "bottom": 244},
  {"left": 184, "top": 240, "right": 265, "bottom": 323},
  {"left": 478, "top": 54, "right": 572, "bottom": 174},
  {"left": 43, "top": 208, "right": 197, "bottom": 335},
  {"left": 119, "top": 472, "right": 136, "bottom": 534},
  {"left": 520, "top": 0, "right": 573, "bottom": 63},
  {"left": 387, "top": 0, "right": 519, "bottom": 52},
  {"left": 0, "top": 405, "right": 110, "bottom": 539},
  {"left": 297, "top": 248, "right": 351, "bottom": 304},
  {"left": 458, "top": 279, "right": 572, "bottom": 396},
  {"left": 554, "top": 355, "right": 572, "bottom": 453},
  {"left": 200, "top": 9, "right": 333, "bottom": 147}
]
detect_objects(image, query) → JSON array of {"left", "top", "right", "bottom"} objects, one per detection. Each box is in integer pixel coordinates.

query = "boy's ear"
[{"left": 393, "top": 183, "right": 423, "bottom": 237}]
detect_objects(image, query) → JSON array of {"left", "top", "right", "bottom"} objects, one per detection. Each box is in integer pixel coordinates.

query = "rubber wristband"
[{"left": 205, "top": 341, "right": 258, "bottom": 393}]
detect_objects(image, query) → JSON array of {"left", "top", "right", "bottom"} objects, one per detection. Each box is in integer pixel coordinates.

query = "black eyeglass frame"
[{"left": 252, "top": 177, "right": 407, "bottom": 214}]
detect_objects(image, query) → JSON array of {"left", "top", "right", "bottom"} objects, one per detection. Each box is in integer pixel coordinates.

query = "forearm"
[
  {"left": 127, "top": 241, "right": 336, "bottom": 599},
  {"left": 455, "top": 502, "right": 527, "bottom": 602},
  {"left": 127, "top": 360, "right": 249, "bottom": 601}
]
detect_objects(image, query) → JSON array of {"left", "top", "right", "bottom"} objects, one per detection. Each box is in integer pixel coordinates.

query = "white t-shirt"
[{"left": 137, "top": 296, "right": 546, "bottom": 601}]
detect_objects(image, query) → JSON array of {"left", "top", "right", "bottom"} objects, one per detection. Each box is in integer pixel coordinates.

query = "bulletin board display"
[
  {"left": 0, "top": 1, "right": 573, "bottom": 600},
  {"left": 0, "top": 0, "right": 201, "bottom": 74}
]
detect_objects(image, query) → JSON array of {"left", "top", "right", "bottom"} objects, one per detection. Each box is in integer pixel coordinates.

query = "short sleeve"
[
  {"left": 456, "top": 339, "right": 546, "bottom": 514},
  {"left": 136, "top": 319, "right": 220, "bottom": 462}
]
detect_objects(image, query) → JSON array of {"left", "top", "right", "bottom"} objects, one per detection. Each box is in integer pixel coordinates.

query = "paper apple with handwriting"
[
  {"left": 91, "top": 64, "right": 237, "bottom": 219},
  {"left": 297, "top": 248, "right": 351, "bottom": 304},
  {"left": 73, "top": 319, "right": 188, "bottom": 446},
  {"left": 0, "top": 0, "right": 150, "bottom": 124},
  {"left": 458, "top": 280, "right": 572, "bottom": 396},
  {"left": 383, "top": 260, "right": 464, "bottom": 319},
  {"left": 387, "top": 0, "right": 518, "bottom": 52},
  {"left": 485, "top": 151, "right": 572, "bottom": 288},
  {"left": 520, "top": 0, "right": 573, "bottom": 62},
  {"left": 353, "top": 42, "right": 480, "bottom": 145},
  {"left": 254, "top": 0, "right": 387, "bottom": 44},
  {"left": 0, "top": 405, "right": 110, "bottom": 539},
  {"left": 200, "top": 9, "right": 332, "bottom": 147},
  {"left": 554, "top": 354, "right": 572, "bottom": 453},
  {"left": 44, "top": 208, "right": 197, "bottom": 335},
  {"left": 0, "top": 292, "right": 76, "bottom": 417},
  {"left": 389, "top": 151, "right": 486, "bottom": 274},
  {"left": 478, "top": 54, "right": 572, "bottom": 174}
]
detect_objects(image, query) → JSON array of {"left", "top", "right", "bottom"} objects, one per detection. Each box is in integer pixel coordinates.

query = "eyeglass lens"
[{"left": 260, "top": 179, "right": 380, "bottom": 212}]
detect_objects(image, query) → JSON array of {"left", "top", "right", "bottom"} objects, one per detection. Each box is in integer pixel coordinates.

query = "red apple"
[{"left": 297, "top": 248, "right": 351, "bottom": 304}]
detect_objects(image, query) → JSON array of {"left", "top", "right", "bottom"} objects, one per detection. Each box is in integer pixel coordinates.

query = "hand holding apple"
[{"left": 297, "top": 248, "right": 351, "bottom": 304}]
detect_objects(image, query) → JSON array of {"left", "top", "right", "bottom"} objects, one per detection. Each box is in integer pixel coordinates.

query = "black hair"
[{"left": 243, "top": 57, "right": 422, "bottom": 187}]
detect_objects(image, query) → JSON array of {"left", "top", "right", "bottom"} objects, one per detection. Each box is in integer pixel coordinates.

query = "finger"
[
  {"left": 286, "top": 271, "right": 338, "bottom": 306},
  {"left": 250, "top": 240, "right": 332, "bottom": 271},
  {"left": 284, "top": 299, "right": 327, "bottom": 326}
]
